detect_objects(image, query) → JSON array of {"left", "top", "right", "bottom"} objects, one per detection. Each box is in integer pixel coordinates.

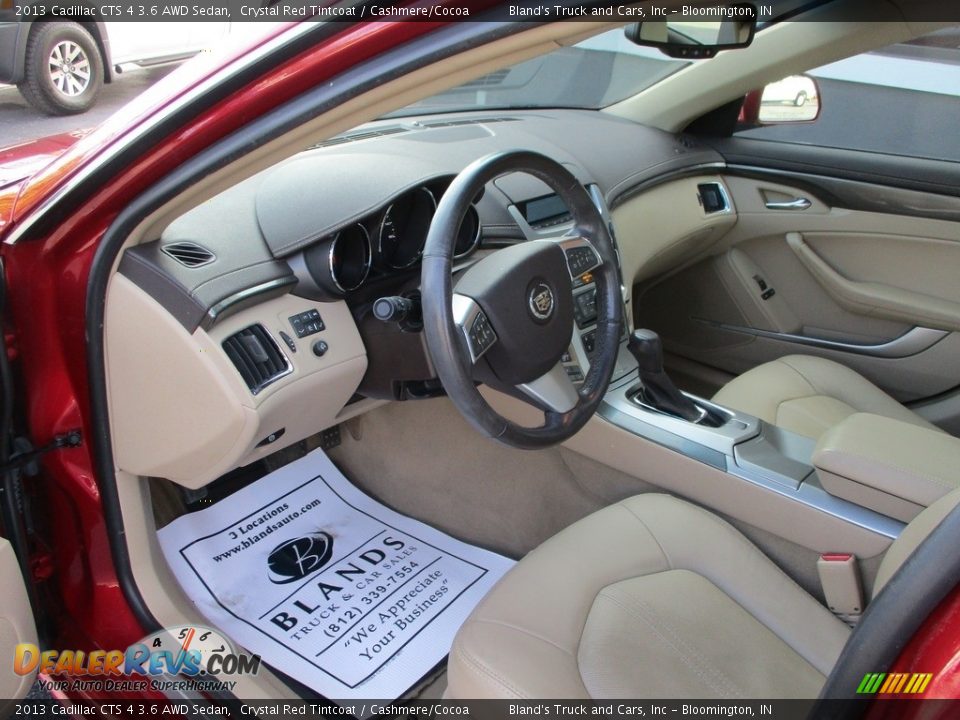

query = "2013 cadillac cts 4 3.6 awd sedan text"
[{"left": 1, "top": 0, "right": 960, "bottom": 712}]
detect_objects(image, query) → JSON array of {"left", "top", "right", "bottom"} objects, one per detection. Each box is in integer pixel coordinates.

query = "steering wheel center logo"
[
  {"left": 528, "top": 282, "right": 555, "bottom": 321},
  {"left": 268, "top": 532, "right": 335, "bottom": 584}
]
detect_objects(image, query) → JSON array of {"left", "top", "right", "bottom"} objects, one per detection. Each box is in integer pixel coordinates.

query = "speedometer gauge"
[
  {"left": 329, "top": 224, "right": 371, "bottom": 292},
  {"left": 378, "top": 187, "right": 436, "bottom": 269}
]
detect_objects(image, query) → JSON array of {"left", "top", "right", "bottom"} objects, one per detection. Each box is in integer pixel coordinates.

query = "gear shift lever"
[{"left": 628, "top": 329, "right": 704, "bottom": 423}]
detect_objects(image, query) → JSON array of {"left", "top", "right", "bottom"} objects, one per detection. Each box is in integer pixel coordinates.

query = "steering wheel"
[{"left": 421, "top": 150, "right": 622, "bottom": 449}]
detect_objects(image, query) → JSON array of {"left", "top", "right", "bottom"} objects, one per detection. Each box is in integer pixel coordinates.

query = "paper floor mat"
[{"left": 158, "top": 449, "right": 514, "bottom": 701}]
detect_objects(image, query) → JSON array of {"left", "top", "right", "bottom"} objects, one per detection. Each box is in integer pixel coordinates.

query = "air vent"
[
  {"left": 222, "top": 325, "right": 291, "bottom": 395},
  {"left": 421, "top": 116, "right": 519, "bottom": 129},
  {"left": 697, "top": 183, "right": 729, "bottom": 214},
  {"left": 459, "top": 69, "right": 510, "bottom": 88},
  {"left": 310, "top": 126, "right": 407, "bottom": 149},
  {"left": 161, "top": 241, "right": 215, "bottom": 268}
]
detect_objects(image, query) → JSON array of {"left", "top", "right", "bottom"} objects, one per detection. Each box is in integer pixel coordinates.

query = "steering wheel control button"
[
  {"left": 312, "top": 340, "right": 329, "bottom": 357},
  {"left": 582, "top": 328, "right": 597, "bottom": 356},
  {"left": 528, "top": 281, "right": 556, "bottom": 322},
  {"left": 279, "top": 331, "right": 297, "bottom": 353},
  {"left": 573, "top": 288, "right": 599, "bottom": 328},
  {"left": 289, "top": 309, "right": 325, "bottom": 338},
  {"left": 564, "top": 365, "right": 585, "bottom": 383},
  {"left": 451, "top": 294, "right": 499, "bottom": 364},
  {"left": 469, "top": 311, "right": 497, "bottom": 357},
  {"left": 564, "top": 245, "right": 601, "bottom": 278},
  {"left": 573, "top": 271, "right": 594, "bottom": 289}
]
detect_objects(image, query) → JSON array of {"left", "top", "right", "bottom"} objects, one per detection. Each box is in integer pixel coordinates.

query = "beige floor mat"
[{"left": 328, "top": 396, "right": 656, "bottom": 558}]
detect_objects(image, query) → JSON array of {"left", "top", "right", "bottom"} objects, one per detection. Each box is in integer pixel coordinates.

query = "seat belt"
[{"left": 818, "top": 553, "right": 863, "bottom": 626}]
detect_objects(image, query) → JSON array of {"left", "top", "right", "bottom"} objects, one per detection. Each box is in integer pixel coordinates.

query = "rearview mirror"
[{"left": 624, "top": 4, "right": 757, "bottom": 59}]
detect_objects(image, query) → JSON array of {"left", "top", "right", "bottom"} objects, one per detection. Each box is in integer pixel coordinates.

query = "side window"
[{"left": 736, "top": 26, "right": 960, "bottom": 162}]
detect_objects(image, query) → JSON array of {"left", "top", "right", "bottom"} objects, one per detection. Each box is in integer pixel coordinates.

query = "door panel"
[
  {"left": 635, "top": 171, "right": 960, "bottom": 405},
  {"left": 787, "top": 231, "right": 960, "bottom": 332},
  {"left": 0, "top": 537, "right": 38, "bottom": 709}
]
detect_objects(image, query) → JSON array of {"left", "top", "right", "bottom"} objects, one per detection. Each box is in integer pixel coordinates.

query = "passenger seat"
[{"left": 712, "top": 354, "right": 940, "bottom": 440}]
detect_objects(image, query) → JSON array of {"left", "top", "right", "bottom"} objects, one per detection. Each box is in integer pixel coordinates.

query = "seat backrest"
[{"left": 873, "top": 487, "right": 960, "bottom": 598}]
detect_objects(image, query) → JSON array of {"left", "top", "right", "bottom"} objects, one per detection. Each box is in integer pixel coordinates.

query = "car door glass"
[{"left": 737, "top": 26, "right": 960, "bottom": 162}]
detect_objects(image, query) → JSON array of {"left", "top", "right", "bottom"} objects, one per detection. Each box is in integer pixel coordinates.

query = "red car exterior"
[
  {"left": 0, "top": 17, "right": 452, "bottom": 704},
  {"left": 0, "top": 8, "right": 957, "bottom": 712}
]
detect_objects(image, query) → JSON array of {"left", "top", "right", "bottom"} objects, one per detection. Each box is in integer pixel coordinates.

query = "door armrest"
[{"left": 786, "top": 232, "right": 960, "bottom": 332}]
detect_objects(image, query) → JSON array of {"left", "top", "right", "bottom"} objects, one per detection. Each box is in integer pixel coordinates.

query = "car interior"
[{"left": 89, "top": 5, "right": 960, "bottom": 701}]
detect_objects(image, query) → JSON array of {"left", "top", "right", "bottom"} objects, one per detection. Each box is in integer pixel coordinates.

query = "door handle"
[{"left": 765, "top": 197, "right": 811, "bottom": 210}]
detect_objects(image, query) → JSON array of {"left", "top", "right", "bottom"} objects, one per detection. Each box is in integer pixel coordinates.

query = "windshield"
[
  {"left": 388, "top": 0, "right": 821, "bottom": 118},
  {"left": 386, "top": 29, "right": 689, "bottom": 117}
]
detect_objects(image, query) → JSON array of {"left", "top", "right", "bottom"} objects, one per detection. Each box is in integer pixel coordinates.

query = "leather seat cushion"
[
  {"left": 578, "top": 571, "right": 825, "bottom": 698},
  {"left": 712, "top": 355, "right": 940, "bottom": 440},
  {"left": 446, "top": 494, "right": 850, "bottom": 699}
]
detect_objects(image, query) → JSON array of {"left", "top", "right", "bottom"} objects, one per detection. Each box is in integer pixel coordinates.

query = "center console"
[
  {"left": 596, "top": 343, "right": 906, "bottom": 540},
  {"left": 482, "top": 177, "right": 924, "bottom": 558},
  {"left": 497, "top": 172, "right": 912, "bottom": 544}
]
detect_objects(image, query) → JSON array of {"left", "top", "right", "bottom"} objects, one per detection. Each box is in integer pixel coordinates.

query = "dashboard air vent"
[
  {"left": 310, "top": 126, "right": 407, "bottom": 149},
  {"left": 222, "top": 325, "right": 290, "bottom": 395},
  {"left": 161, "top": 241, "right": 215, "bottom": 268},
  {"left": 421, "top": 116, "right": 519, "bottom": 129},
  {"left": 459, "top": 69, "right": 510, "bottom": 88}
]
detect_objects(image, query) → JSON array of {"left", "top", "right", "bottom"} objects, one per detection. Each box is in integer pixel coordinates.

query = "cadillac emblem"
[{"left": 528, "top": 282, "right": 555, "bottom": 321}]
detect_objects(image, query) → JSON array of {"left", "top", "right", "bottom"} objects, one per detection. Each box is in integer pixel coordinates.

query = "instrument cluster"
[{"left": 296, "top": 180, "right": 482, "bottom": 299}]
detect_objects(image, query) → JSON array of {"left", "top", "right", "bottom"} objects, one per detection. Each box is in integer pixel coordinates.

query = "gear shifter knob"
[
  {"left": 628, "top": 329, "right": 665, "bottom": 374},
  {"left": 628, "top": 328, "right": 704, "bottom": 423}
]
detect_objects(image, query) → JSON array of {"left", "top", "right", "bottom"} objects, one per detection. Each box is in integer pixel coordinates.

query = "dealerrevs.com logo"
[
  {"left": 268, "top": 532, "right": 335, "bottom": 584},
  {"left": 14, "top": 625, "right": 259, "bottom": 694},
  {"left": 857, "top": 672, "right": 933, "bottom": 695}
]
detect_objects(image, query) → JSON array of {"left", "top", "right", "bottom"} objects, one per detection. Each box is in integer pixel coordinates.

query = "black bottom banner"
[{"left": 5, "top": 698, "right": 960, "bottom": 720}]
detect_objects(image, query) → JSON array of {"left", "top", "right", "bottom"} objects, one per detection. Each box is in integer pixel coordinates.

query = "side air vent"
[
  {"left": 222, "top": 325, "right": 291, "bottom": 395},
  {"left": 310, "top": 126, "right": 407, "bottom": 149},
  {"left": 161, "top": 241, "right": 216, "bottom": 268}
]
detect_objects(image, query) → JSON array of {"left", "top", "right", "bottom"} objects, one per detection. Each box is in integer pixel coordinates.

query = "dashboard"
[{"left": 107, "top": 109, "right": 734, "bottom": 488}]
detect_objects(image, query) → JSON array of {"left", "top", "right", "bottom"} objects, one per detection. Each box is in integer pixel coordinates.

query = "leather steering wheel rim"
[{"left": 421, "top": 150, "right": 622, "bottom": 449}]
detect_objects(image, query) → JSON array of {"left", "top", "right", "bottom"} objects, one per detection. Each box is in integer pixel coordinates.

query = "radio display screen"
[{"left": 520, "top": 194, "right": 570, "bottom": 226}]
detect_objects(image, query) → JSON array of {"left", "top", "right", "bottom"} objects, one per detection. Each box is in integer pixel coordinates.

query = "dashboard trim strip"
[
  {"left": 205, "top": 276, "right": 298, "bottom": 328},
  {"left": 608, "top": 162, "right": 728, "bottom": 210},
  {"left": 724, "top": 164, "right": 960, "bottom": 223}
]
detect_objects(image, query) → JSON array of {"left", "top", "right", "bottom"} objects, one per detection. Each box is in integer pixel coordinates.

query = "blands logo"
[
  {"left": 267, "top": 532, "right": 335, "bottom": 584},
  {"left": 857, "top": 672, "right": 933, "bottom": 695}
]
